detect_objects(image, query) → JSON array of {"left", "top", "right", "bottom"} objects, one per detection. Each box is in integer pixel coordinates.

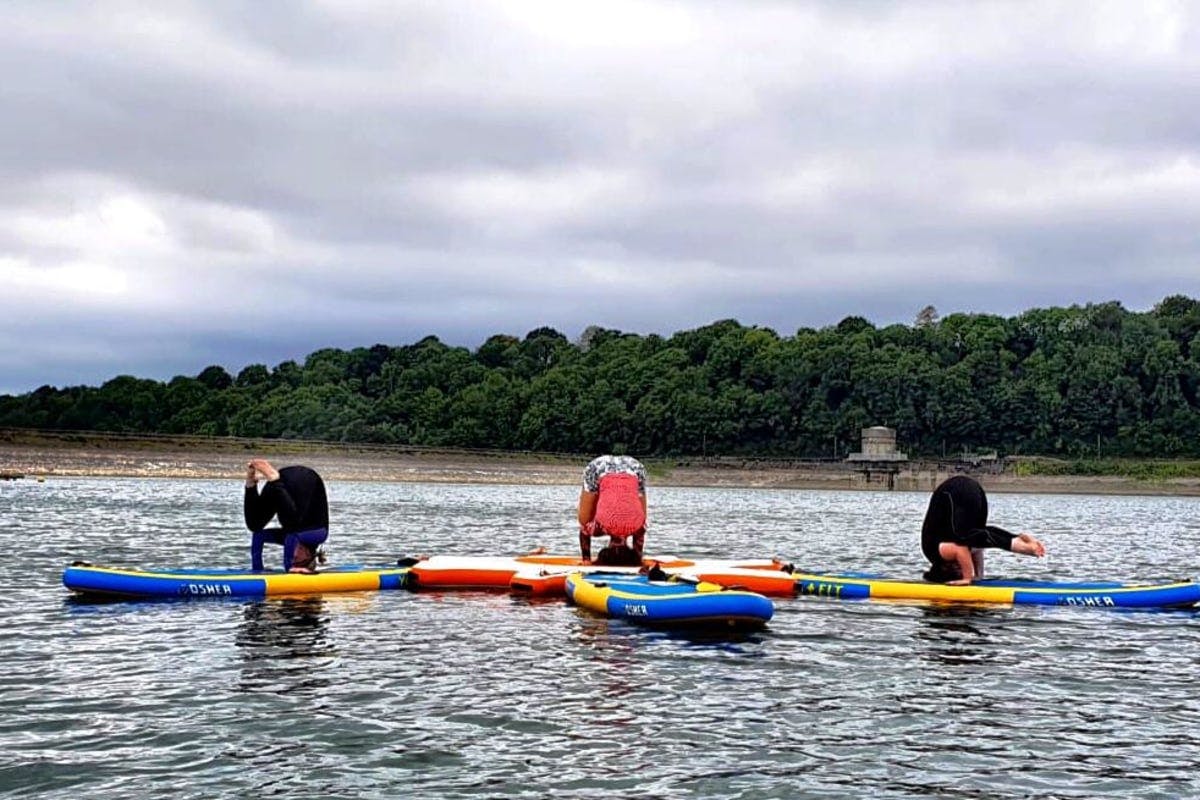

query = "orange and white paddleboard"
[
  {"left": 408, "top": 553, "right": 798, "bottom": 596},
  {"left": 408, "top": 553, "right": 690, "bottom": 591}
]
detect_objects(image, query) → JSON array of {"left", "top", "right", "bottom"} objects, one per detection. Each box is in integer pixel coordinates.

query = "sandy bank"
[{"left": 3, "top": 442, "right": 1200, "bottom": 496}]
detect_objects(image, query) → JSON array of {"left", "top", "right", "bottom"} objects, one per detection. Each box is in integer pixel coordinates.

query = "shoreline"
[{"left": 3, "top": 441, "right": 1200, "bottom": 496}]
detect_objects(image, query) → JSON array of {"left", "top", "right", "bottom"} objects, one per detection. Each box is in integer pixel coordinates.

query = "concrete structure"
[
  {"left": 846, "top": 426, "right": 907, "bottom": 490},
  {"left": 846, "top": 426, "right": 908, "bottom": 463}
]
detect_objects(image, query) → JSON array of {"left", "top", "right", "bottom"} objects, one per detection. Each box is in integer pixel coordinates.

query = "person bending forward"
[
  {"left": 578, "top": 455, "right": 648, "bottom": 567},
  {"left": 244, "top": 458, "right": 329, "bottom": 573},
  {"left": 921, "top": 475, "right": 1045, "bottom": 585}
]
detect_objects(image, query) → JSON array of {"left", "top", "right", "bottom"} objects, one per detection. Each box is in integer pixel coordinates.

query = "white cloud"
[
  {"left": 5, "top": 182, "right": 168, "bottom": 257},
  {"left": 3, "top": 256, "right": 129, "bottom": 299},
  {"left": 413, "top": 167, "right": 649, "bottom": 238},
  {"left": 1, "top": 0, "right": 1199, "bottom": 394},
  {"left": 969, "top": 152, "right": 1200, "bottom": 220},
  {"left": 504, "top": 0, "right": 699, "bottom": 49}
]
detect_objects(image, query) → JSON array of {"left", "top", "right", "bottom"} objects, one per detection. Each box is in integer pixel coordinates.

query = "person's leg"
[
  {"left": 947, "top": 479, "right": 988, "bottom": 537},
  {"left": 283, "top": 528, "right": 328, "bottom": 571},
  {"left": 282, "top": 535, "right": 301, "bottom": 571},
  {"left": 251, "top": 530, "right": 266, "bottom": 571},
  {"left": 294, "top": 541, "right": 313, "bottom": 567},
  {"left": 1011, "top": 532, "right": 1046, "bottom": 557},
  {"left": 251, "top": 529, "right": 287, "bottom": 571},
  {"left": 958, "top": 526, "right": 1015, "bottom": 551},
  {"left": 954, "top": 527, "right": 1045, "bottom": 566}
]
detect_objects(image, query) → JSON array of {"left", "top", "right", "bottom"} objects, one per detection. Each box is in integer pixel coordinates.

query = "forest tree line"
[{"left": 3, "top": 296, "right": 1199, "bottom": 459}]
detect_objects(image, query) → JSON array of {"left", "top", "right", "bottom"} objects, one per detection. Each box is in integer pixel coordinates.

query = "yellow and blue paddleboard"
[
  {"left": 565, "top": 571, "right": 774, "bottom": 627},
  {"left": 683, "top": 565, "right": 1200, "bottom": 609},
  {"left": 62, "top": 562, "right": 413, "bottom": 599},
  {"left": 787, "top": 571, "right": 1200, "bottom": 609}
]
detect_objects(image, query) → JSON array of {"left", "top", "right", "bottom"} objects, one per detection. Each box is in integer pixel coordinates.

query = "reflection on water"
[
  {"left": 913, "top": 603, "right": 1006, "bottom": 666},
  {"left": 236, "top": 597, "right": 335, "bottom": 695},
  {"left": 918, "top": 601, "right": 1004, "bottom": 633},
  {"left": 64, "top": 593, "right": 158, "bottom": 609},
  {"left": 571, "top": 605, "right": 766, "bottom": 652},
  {"left": 9, "top": 479, "right": 1200, "bottom": 799}
]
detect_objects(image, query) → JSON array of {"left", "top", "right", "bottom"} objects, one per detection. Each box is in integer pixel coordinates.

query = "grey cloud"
[{"left": 2, "top": 1, "right": 1199, "bottom": 395}]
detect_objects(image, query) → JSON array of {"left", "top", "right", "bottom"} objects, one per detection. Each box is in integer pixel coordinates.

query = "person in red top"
[{"left": 577, "top": 455, "right": 648, "bottom": 567}]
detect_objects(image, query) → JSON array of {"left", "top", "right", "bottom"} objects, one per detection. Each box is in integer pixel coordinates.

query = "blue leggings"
[{"left": 251, "top": 527, "right": 328, "bottom": 571}]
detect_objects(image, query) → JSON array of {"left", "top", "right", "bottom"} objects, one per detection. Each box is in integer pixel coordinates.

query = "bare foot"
[{"left": 1013, "top": 532, "right": 1046, "bottom": 557}]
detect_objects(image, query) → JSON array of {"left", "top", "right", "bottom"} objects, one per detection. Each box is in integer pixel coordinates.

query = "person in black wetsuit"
[
  {"left": 921, "top": 475, "right": 1045, "bottom": 584},
  {"left": 244, "top": 458, "right": 329, "bottom": 573}
]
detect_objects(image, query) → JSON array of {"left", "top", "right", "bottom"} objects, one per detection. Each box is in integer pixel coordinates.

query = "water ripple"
[{"left": 2, "top": 479, "right": 1200, "bottom": 798}]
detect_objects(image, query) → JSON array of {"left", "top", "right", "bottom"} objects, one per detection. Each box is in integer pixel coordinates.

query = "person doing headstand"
[
  {"left": 578, "top": 454, "right": 648, "bottom": 567},
  {"left": 244, "top": 458, "right": 329, "bottom": 573},
  {"left": 921, "top": 475, "right": 1045, "bottom": 585}
]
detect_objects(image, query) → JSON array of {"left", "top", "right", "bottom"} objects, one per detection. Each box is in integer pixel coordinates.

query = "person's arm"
[
  {"left": 939, "top": 542, "right": 976, "bottom": 585},
  {"left": 579, "top": 528, "right": 592, "bottom": 563},
  {"left": 631, "top": 492, "right": 647, "bottom": 554},
  {"left": 578, "top": 490, "right": 598, "bottom": 562},
  {"left": 245, "top": 459, "right": 288, "bottom": 530},
  {"left": 244, "top": 461, "right": 273, "bottom": 531},
  {"left": 265, "top": 484, "right": 302, "bottom": 528}
]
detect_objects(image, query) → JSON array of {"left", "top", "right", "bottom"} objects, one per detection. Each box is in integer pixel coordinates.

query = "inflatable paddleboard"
[
  {"left": 565, "top": 572, "right": 774, "bottom": 627},
  {"left": 62, "top": 562, "right": 413, "bottom": 599},
  {"left": 409, "top": 553, "right": 792, "bottom": 595},
  {"left": 697, "top": 567, "right": 1200, "bottom": 609}
]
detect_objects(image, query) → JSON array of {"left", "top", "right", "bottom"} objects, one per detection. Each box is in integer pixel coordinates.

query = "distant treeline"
[{"left": 4, "top": 296, "right": 1199, "bottom": 459}]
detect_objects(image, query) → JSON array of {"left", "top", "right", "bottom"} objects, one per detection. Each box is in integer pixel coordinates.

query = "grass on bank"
[{"left": 1010, "top": 457, "right": 1200, "bottom": 480}]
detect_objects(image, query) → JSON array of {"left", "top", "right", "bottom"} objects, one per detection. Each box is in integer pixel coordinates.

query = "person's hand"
[
  {"left": 249, "top": 458, "right": 280, "bottom": 482},
  {"left": 245, "top": 461, "right": 257, "bottom": 486},
  {"left": 947, "top": 578, "right": 972, "bottom": 586}
]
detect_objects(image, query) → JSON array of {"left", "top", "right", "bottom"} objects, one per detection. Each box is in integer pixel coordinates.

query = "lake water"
[{"left": 3, "top": 477, "right": 1200, "bottom": 799}]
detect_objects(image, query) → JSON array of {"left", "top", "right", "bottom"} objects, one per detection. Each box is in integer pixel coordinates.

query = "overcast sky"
[{"left": 2, "top": 1, "right": 1199, "bottom": 395}]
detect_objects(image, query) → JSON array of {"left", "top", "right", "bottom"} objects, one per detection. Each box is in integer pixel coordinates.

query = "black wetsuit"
[
  {"left": 245, "top": 465, "right": 329, "bottom": 571},
  {"left": 920, "top": 475, "right": 1016, "bottom": 581}
]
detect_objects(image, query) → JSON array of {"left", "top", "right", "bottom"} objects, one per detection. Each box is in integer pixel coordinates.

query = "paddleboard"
[
  {"left": 62, "top": 561, "right": 413, "bottom": 599},
  {"left": 758, "top": 569, "right": 1200, "bottom": 609},
  {"left": 565, "top": 571, "right": 775, "bottom": 627},
  {"left": 408, "top": 553, "right": 792, "bottom": 595}
]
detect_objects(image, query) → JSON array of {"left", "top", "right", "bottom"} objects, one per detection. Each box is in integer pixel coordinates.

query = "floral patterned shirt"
[{"left": 582, "top": 455, "right": 647, "bottom": 494}]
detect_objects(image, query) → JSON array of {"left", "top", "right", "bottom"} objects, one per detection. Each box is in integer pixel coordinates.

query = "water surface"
[{"left": 3, "top": 478, "right": 1199, "bottom": 798}]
